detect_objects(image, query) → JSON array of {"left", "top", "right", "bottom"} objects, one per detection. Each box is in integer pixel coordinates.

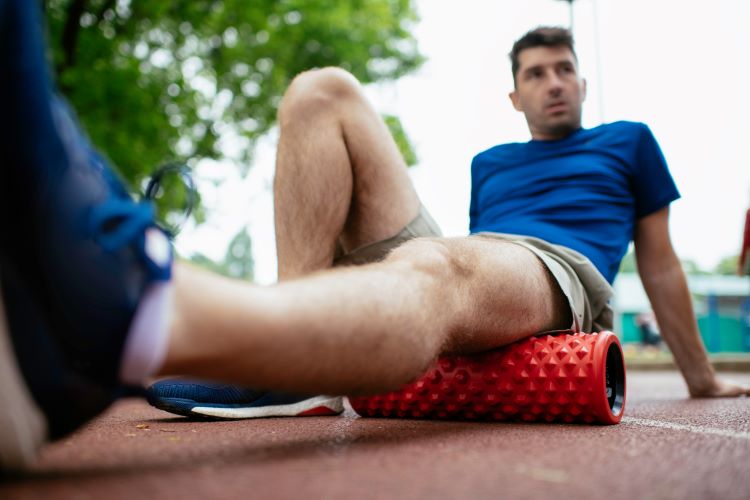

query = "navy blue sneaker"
[
  {"left": 0, "top": 0, "right": 172, "bottom": 388},
  {"left": 146, "top": 379, "right": 344, "bottom": 419}
]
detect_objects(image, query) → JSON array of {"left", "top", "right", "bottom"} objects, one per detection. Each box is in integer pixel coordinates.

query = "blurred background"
[{"left": 45, "top": 0, "right": 750, "bottom": 355}]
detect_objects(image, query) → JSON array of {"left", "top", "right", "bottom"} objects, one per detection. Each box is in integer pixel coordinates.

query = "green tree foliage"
[
  {"left": 680, "top": 259, "right": 709, "bottom": 276},
  {"left": 224, "top": 227, "right": 254, "bottom": 280},
  {"left": 619, "top": 248, "right": 721, "bottom": 276},
  {"left": 713, "top": 255, "right": 739, "bottom": 276},
  {"left": 188, "top": 226, "right": 254, "bottom": 280},
  {"left": 44, "top": 0, "right": 424, "bottom": 221},
  {"left": 383, "top": 113, "right": 417, "bottom": 166}
]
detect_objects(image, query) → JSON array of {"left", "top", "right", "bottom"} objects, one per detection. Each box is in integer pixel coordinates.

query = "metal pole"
[
  {"left": 569, "top": 0, "right": 575, "bottom": 31},
  {"left": 555, "top": 0, "right": 575, "bottom": 30},
  {"left": 708, "top": 294, "right": 721, "bottom": 353},
  {"left": 592, "top": 0, "right": 606, "bottom": 123},
  {"left": 741, "top": 297, "right": 750, "bottom": 351},
  {"left": 554, "top": 0, "right": 606, "bottom": 124}
]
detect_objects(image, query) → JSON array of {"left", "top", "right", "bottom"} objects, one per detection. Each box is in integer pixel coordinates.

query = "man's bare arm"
[{"left": 634, "top": 207, "right": 750, "bottom": 397}]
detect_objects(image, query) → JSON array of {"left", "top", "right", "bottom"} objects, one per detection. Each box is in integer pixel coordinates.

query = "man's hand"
[
  {"left": 689, "top": 376, "right": 750, "bottom": 398},
  {"left": 634, "top": 208, "right": 750, "bottom": 400}
]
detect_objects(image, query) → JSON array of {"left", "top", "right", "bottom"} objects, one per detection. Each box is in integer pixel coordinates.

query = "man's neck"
[{"left": 529, "top": 124, "right": 581, "bottom": 141}]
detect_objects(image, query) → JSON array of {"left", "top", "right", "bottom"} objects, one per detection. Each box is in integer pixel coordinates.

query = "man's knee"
[
  {"left": 385, "top": 238, "right": 472, "bottom": 282},
  {"left": 278, "top": 67, "right": 362, "bottom": 124}
]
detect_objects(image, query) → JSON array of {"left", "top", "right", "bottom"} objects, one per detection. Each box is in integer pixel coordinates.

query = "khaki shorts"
[{"left": 333, "top": 205, "right": 614, "bottom": 333}]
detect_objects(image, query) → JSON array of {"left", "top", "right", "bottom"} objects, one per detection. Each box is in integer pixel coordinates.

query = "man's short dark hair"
[{"left": 510, "top": 27, "right": 577, "bottom": 85}]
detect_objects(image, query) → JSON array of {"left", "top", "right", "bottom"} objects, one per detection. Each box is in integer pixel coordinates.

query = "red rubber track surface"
[{"left": 2, "top": 371, "right": 749, "bottom": 500}]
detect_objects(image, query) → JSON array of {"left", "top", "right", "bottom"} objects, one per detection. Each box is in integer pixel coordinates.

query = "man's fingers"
[
  {"left": 723, "top": 381, "right": 750, "bottom": 397},
  {"left": 691, "top": 378, "right": 750, "bottom": 398}
]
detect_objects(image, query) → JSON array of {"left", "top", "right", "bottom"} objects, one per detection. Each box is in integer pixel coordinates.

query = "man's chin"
[{"left": 543, "top": 120, "right": 580, "bottom": 140}]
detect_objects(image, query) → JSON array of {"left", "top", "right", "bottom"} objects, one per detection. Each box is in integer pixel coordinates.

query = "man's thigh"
[
  {"left": 332, "top": 206, "right": 588, "bottom": 351},
  {"left": 473, "top": 232, "right": 614, "bottom": 333},
  {"left": 340, "top": 224, "right": 572, "bottom": 352},
  {"left": 419, "top": 235, "right": 573, "bottom": 352}
]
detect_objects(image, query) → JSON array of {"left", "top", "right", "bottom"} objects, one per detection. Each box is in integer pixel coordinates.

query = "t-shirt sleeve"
[
  {"left": 631, "top": 123, "right": 681, "bottom": 218},
  {"left": 469, "top": 156, "right": 479, "bottom": 232}
]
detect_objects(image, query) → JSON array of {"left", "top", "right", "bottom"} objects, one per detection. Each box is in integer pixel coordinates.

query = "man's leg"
[
  {"left": 145, "top": 67, "right": 430, "bottom": 418},
  {"left": 161, "top": 235, "right": 571, "bottom": 395},
  {"left": 274, "top": 67, "right": 421, "bottom": 279}
]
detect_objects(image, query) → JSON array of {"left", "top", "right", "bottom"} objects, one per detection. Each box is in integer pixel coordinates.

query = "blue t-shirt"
[{"left": 469, "top": 121, "right": 680, "bottom": 283}]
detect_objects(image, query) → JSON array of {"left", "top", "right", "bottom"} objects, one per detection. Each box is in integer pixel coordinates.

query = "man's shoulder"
[
  {"left": 592, "top": 120, "right": 651, "bottom": 139},
  {"left": 472, "top": 141, "right": 525, "bottom": 165},
  {"left": 591, "top": 120, "right": 648, "bottom": 135}
]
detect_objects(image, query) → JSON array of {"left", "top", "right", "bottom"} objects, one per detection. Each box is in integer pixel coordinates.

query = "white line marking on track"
[{"left": 622, "top": 417, "right": 750, "bottom": 440}]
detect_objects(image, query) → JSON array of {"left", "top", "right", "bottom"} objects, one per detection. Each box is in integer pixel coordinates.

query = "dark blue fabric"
[
  {"left": 0, "top": 0, "right": 171, "bottom": 388},
  {"left": 1, "top": 266, "right": 115, "bottom": 440},
  {"left": 469, "top": 121, "right": 680, "bottom": 283}
]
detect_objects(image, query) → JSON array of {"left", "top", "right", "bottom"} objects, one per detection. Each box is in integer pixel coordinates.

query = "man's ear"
[
  {"left": 509, "top": 90, "right": 523, "bottom": 112},
  {"left": 582, "top": 78, "right": 587, "bottom": 102}
]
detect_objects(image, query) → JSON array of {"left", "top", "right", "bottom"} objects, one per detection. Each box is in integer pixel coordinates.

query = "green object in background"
[
  {"left": 621, "top": 311, "right": 749, "bottom": 353},
  {"left": 620, "top": 313, "right": 640, "bottom": 344},
  {"left": 697, "top": 316, "right": 747, "bottom": 353},
  {"left": 615, "top": 273, "right": 750, "bottom": 353}
]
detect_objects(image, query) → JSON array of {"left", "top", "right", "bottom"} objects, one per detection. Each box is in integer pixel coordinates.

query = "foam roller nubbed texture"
[{"left": 348, "top": 331, "right": 626, "bottom": 425}]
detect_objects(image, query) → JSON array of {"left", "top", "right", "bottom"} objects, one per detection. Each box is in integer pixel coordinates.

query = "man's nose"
[{"left": 547, "top": 71, "right": 564, "bottom": 94}]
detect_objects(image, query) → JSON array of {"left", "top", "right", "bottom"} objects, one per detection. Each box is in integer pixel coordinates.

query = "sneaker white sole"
[
  {"left": 190, "top": 395, "right": 345, "bottom": 419},
  {"left": 0, "top": 280, "right": 48, "bottom": 471}
]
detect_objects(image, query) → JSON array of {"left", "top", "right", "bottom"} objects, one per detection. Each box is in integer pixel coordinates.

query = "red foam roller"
[{"left": 348, "top": 331, "right": 626, "bottom": 425}]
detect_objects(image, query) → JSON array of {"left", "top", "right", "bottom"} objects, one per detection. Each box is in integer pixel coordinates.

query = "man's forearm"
[{"left": 639, "top": 261, "right": 716, "bottom": 393}]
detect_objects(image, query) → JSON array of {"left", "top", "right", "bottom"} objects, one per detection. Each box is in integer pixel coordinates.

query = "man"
[
  {"left": 147, "top": 26, "right": 750, "bottom": 417},
  {"left": 739, "top": 198, "right": 750, "bottom": 277},
  {"left": 635, "top": 311, "right": 661, "bottom": 348},
  {"left": 0, "top": 1, "right": 746, "bottom": 471}
]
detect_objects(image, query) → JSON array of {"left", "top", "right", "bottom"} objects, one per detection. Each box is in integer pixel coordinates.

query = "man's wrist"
[{"left": 682, "top": 362, "right": 717, "bottom": 395}]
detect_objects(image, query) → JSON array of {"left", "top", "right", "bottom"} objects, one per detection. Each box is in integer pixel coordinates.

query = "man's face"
[{"left": 509, "top": 45, "right": 586, "bottom": 140}]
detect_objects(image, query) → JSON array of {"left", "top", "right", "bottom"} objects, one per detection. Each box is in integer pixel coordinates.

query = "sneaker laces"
[
  {"left": 143, "top": 163, "right": 197, "bottom": 238},
  {"left": 88, "top": 200, "right": 156, "bottom": 252},
  {"left": 88, "top": 163, "right": 196, "bottom": 251}
]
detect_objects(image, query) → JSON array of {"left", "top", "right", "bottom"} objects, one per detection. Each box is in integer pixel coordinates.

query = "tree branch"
[{"left": 58, "top": 0, "right": 88, "bottom": 75}]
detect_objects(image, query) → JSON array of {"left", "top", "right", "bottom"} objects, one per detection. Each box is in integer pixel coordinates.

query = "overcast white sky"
[{"left": 175, "top": 0, "right": 750, "bottom": 285}]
